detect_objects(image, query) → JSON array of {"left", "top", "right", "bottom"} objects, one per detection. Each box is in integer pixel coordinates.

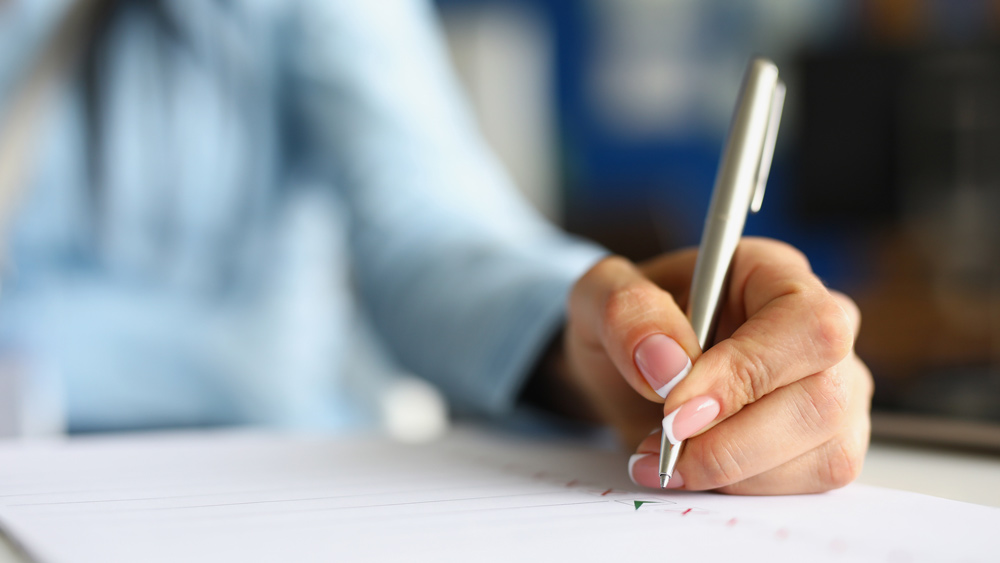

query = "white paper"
[{"left": 0, "top": 427, "right": 996, "bottom": 563}]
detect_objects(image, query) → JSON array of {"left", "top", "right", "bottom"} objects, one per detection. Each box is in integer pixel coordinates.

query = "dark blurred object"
[
  {"left": 795, "top": 44, "right": 1000, "bottom": 434},
  {"left": 564, "top": 197, "right": 672, "bottom": 263},
  {"left": 795, "top": 50, "right": 902, "bottom": 224}
]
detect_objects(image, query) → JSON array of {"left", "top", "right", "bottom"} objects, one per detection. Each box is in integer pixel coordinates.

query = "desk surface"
[
  {"left": 0, "top": 438, "right": 996, "bottom": 562},
  {"left": 858, "top": 440, "right": 1000, "bottom": 508}
]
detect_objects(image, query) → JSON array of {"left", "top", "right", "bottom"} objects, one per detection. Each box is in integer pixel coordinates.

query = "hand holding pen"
[{"left": 545, "top": 58, "right": 874, "bottom": 494}]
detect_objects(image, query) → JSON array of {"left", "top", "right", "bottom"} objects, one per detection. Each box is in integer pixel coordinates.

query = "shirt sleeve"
[{"left": 286, "top": 0, "right": 606, "bottom": 416}]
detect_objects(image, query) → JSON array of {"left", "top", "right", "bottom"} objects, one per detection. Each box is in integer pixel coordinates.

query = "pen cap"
[{"left": 710, "top": 58, "right": 782, "bottom": 221}]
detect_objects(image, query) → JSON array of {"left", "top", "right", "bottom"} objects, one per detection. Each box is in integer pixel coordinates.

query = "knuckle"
[
  {"left": 574, "top": 257, "right": 621, "bottom": 298},
  {"left": 746, "top": 237, "right": 812, "bottom": 270},
  {"left": 691, "top": 438, "right": 746, "bottom": 490},
  {"left": 591, "top": 255, "right": 631, "bottom": 278},
  {"left": 602, "top": 282, "right": 657, "bottom": 328},
  {"left": 779, "top": 243, "right": 812, "bottom": 270},
  {"left": 570, "top": 256, "right": 651, "bottom": 333},
  {"left": 832, "top": 291, "right": 862, "bottom": 327},
  {"left": 569, "top": 260, "right": 607, "bottom": 322},
  {"left": 780, "top": 279, "right": 814, "bottom": 300},
  {"left": 724, "top": 337, "right": 771, "bottom": 405},
  {"left": 860, "top": 361, "right": 875, "bottom": 400},
  {"left": 820, "top": 439, "right": 864, "bottom": 490},
  {"left": 803, "top": 369, "right": 850, "bottom": 432},
  {"left": 811, "top": 296, "right": 855, "bottom": 363},
  {"left": 574, "top": 256, "right": 628, "bottom": 293}
]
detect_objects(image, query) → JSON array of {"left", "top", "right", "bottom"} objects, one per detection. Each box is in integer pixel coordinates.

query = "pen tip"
[{"left": 659, "top": 474, "right": 668, "bottom": 489}]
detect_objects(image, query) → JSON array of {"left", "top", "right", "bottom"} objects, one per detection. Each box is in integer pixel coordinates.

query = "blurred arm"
[{"left": 286, "top": 0, "right": 605, "bottom": 416}]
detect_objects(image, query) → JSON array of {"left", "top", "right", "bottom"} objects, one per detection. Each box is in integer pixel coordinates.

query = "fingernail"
[
  {"left": 634, "top": 334, "right": 692, "bottom": 399},
  {"left": 665, "top": 470, "right": 685, "bottom": 489},
  {"left": 628, "top": 453, "right": 654, "bottom": 487},
  {"left": 628, "top": 453, "right": 650, "bottom": 485},
  {"left": 628, "top": 452, "right": 687, "bottom": 490},
  {"left": 628, "top": 453, "right": 686, "bottom": 490},
  {"left": 662, "top": 395, "right": 720, "bottom": 444}
]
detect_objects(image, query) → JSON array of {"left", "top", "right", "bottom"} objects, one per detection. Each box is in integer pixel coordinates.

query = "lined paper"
[{"left": 0, "top": 427, "right": 996, "bottom": 562}]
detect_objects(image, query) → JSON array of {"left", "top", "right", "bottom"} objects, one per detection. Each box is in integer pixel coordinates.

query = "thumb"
[{"left": 568, "top": 256, "right": 701, "bottom": 403}]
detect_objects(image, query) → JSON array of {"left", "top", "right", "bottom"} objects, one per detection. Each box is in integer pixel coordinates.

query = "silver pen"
[{"left": 659, "top": 58, "right": 786, "bottom": 488}]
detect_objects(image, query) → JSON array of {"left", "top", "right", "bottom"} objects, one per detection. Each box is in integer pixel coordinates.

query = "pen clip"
[{"left": 750, "top": 80, "right": 785, "bottom": 214}]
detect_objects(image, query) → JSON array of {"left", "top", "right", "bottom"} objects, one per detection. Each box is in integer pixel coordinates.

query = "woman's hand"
[{"left": 561, "top": 237, "right": 873, "bottom": 494}]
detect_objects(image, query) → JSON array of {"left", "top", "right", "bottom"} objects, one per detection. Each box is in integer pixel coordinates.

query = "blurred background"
[{"left": 435, "top": 0, "right": 1000, "bottom": 448}]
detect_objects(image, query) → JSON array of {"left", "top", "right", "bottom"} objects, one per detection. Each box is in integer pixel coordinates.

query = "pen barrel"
[
  {"left": 688, "top": 216, "right": 742, "bottom": 350},
  {"left": 687, "top": 58, "right": 782, "bottom": 351}
]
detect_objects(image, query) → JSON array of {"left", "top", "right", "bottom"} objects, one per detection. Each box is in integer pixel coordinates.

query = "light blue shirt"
[{"left": 0, "top": 0, "right": 604, "bottom": 431}]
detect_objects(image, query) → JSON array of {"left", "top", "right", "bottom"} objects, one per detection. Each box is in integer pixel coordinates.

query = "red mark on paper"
[
  {"left": 600, "top": 488, "right": 613, "bottom": 496},
  {"left": 727, "top": 518, "right": 738, "bottom": 526},
  {"left": 682, "top": 508, "right": 692, "bottom": 515},
  {"left": 776, "top": 529, "right": 789, "bottom": 540}
]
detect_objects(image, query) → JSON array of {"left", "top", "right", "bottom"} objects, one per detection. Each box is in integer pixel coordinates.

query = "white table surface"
[
  {"left": 0, "top": 439, "right": 996, "bottom": 562},
  {"left": 857, "top": 440, "right": 1000, "bottom": 508}
]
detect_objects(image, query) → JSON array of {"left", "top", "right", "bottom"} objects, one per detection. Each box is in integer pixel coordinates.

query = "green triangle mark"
[{"left": 633, "top": 500, "right": 660, "bottom": 510}]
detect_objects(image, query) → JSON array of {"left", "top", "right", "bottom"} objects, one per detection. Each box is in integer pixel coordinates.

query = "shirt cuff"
[{"left": 473, "top": 240, "right": 608, "bottom": 417}]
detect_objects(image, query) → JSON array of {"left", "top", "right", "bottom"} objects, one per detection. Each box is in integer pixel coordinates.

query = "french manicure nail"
[
  {"left": 628, "top": 453, "right": 651, "bottom": 486},
  {"left": 665, "top": 470, "right": 685, "bottom": 489},
  {"left": 634, "top": 334, "right": 692, "bottom": 399},
  {"left": 662, "top": 395, "right": 721, "bottom": 444},
  {"left": 629, "top": 453, "right": 686, "bottom": 490}
]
